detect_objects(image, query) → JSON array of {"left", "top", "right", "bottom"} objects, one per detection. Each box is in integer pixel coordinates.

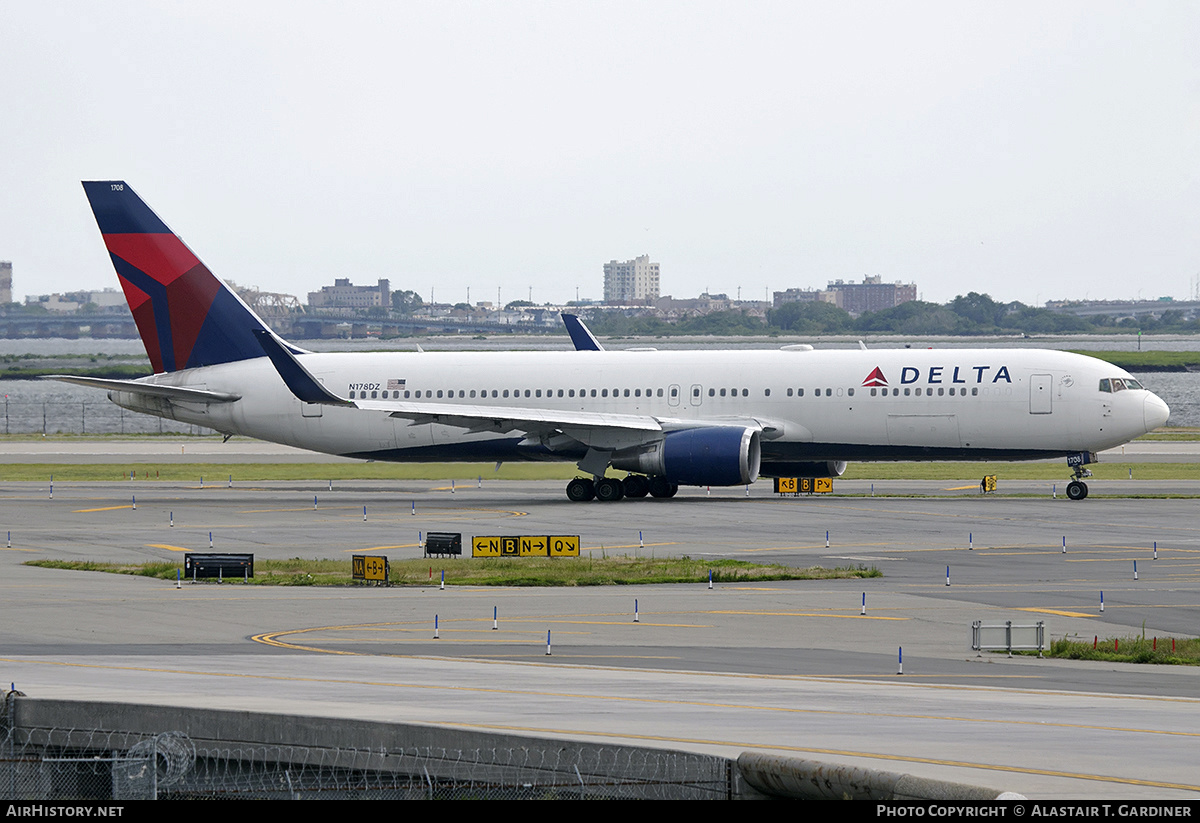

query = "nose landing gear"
[{"left": 1064, "top": 452, "right": 1096, "bottom": 501}]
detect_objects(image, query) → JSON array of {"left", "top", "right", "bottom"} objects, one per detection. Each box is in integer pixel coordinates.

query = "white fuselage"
[{"left": 110, "top": 347, "right": 1167, "bottom": 474}]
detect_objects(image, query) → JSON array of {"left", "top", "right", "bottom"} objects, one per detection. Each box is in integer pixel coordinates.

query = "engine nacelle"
[{"left": 612, "top": 427, "right": 761, "bottom": 487}]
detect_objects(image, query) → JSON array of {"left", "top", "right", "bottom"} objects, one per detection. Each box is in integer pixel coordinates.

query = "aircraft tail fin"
[{"left": 81, "top": 181, "right": 282, "bottom": 374}]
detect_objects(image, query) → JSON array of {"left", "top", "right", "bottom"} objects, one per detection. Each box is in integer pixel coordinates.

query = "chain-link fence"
[
  {"left": 0, "top": 400, "right": 213, "bottom": 436},
  {"left": 2, "top": 726, "right": 732, "bottom": 800}
]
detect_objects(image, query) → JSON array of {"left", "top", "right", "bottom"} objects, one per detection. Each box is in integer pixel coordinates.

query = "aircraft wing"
[
  {"left": 43, "top": 375, "right": 241, "bottom": 403},
  {"left": 254, "top": 330, "right": 668, "bottom": 450},
  {"left": 356, "top": 398, "right": 663, "bottom": 450}
]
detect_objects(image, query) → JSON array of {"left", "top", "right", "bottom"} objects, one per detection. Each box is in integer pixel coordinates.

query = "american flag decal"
[{"left": 387, "top": 378, "right": 406, "bottom": 390}]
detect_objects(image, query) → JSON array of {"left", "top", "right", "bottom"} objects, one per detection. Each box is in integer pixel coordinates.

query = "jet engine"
[{"left": 611, "top": 427, "right": 761, "bottom": 487}]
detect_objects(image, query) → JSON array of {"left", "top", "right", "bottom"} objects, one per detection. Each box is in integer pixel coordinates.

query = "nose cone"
[{"left": 1144, "top": 393, "right": 1170, "bottom": 432}]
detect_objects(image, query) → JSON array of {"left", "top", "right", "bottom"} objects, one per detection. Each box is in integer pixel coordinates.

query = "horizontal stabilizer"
[{"left": 43, "top": 375, "right": 241, "bottom": 403}]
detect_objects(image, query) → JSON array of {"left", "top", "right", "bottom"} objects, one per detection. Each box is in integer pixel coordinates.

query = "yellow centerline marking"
[
  {"left": 583, "top": 542, "right": 677, "bottom": 551},
  {"left": 72, "top": 505, "right": 133, "bottom": 513},
  {"left": 345, "top": 544, "right": 419, "bottom": 552},
  {"left": 710, "top": 610, "right": 905, "bottom": 620},
  {"left": 146, "top": 543, "right": 192, "bottom": 552},
  {"left": 1013, "top": 607, "right": 1095, "bottom": 618}
]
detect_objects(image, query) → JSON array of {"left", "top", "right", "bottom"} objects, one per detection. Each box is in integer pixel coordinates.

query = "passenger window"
[
  {"left": 787, "top": 388, "right": 793, "bottom": 397},
  {"left": 720, "top": 389, "right": 726, "bottom": 397},
  {"left": 847, "top": 388, "right": 854, "bottom": 397},
  {"left": 764, "top": 389, "right": 771, "bottom": 397},
  {"left": 709, "top": 388, "right": 715, "bottom": 397},
  {"left": 742, "top": 388, "right": 748, "bottom": 397}
]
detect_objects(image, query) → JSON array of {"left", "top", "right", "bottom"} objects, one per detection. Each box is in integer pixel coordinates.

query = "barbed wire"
[{"left": 2, "top": 726, "right": 731, "bottom": 800}]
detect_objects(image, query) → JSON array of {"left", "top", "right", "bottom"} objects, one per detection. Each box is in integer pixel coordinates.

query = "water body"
[{"left": 0, "top": 336, "right": 1195, "bottom": 433}]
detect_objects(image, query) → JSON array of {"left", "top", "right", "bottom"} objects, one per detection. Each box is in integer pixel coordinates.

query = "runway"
[{"left": 2, "top": 454, "right": 1199, "bottom": 799}]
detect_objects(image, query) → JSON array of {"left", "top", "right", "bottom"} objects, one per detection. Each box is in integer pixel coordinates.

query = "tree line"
[{"left": 581, "top": 292, "right": 1200, "bottom": 337}]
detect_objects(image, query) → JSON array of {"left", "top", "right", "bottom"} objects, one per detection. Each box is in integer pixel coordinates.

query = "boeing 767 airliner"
[{"left": 54, "top": 182, "right": 1170, "bottom": 502}]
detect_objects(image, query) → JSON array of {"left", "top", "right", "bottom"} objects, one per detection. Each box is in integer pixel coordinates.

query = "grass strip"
[
  {"left": 1070, "top": 351, "right": 1200, "bottom": 371},
  {"left": 25, "top": 557, "right": 881, "bottom": 587},
  {"left": 1049, "top": 635, "right": 1200, "bottom": 665}
]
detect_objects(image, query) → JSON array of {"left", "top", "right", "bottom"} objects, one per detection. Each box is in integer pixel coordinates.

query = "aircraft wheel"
[
  {"left": 596, "top": 477, "right": 625, "bottom": 501},
  {"left": 1066, "top": 480, "right": 1088, "bottom": 501},
  {"left": 566, "top": 478, "right": 595, "bottom": 502},
  {"left": 648, "top": 477, "right": 678, "bottom": 499},
  {"left": 623, "top": 475, "right": 650, "bottom": 498}
]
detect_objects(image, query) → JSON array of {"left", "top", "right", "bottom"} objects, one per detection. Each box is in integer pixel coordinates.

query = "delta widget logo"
[{"left": 862, "top": 367, "right": 888, "bottom": 387}]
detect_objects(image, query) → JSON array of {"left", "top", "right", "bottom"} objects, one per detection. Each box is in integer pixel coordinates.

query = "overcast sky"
[{"left": 2, "top": 2, "right": 1197, "bottom": 308}]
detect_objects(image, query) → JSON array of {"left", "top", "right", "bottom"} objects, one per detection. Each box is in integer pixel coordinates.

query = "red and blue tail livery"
[{"left": 82, "top": 181, "right": 272, "bottom": 374}]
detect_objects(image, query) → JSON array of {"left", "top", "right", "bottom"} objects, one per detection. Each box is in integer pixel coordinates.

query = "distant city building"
[
  {"left": 826, "top": 276, "right": 917, "bottom": 314},
  {"left": 307, "top": 278, "right": 391, "bottom": 309},
  {"left": 604, "top": 255, "right": 660, "bottom": 304},
  {"left": 772, "top": 288, "right": 838, "bottom": 308},
  {"left": 0, "top": 261, "right": 11, "bottom": 305},
  {"left": 24, "top": 288, "right": 128, "bottom": 313}
]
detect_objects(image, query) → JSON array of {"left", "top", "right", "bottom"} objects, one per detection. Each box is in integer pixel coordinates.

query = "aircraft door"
[
  {"left": 690, "top": 384, "right": 703, "bottom": 408},
  {"left": 668, "top": 384, "right": 681, "bottom": 408},
  {"left": 1030, "top": 374, "right": 1052, "bottom": 414}
]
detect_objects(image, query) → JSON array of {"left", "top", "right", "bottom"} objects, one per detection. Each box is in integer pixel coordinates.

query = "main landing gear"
[{"left": 565, "top": 475, "right": 678, "bottom": 502}]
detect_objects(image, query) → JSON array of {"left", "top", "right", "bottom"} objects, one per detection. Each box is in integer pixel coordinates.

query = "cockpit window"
[{"left": 1100, "top": 376, "right": 1143, "bottom": 393}]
